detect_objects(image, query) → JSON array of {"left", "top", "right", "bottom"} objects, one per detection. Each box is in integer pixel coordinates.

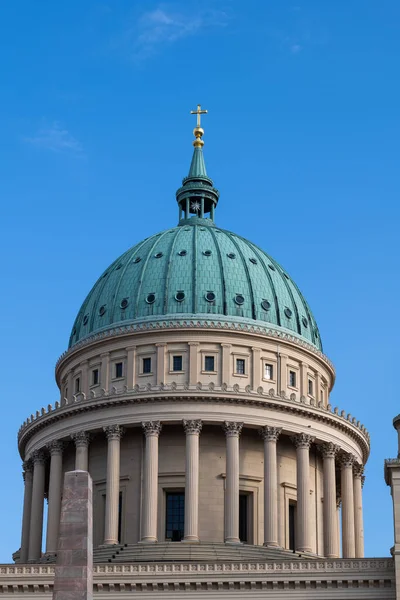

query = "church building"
[{"left": 2, "top": 108, "right": 400, "bottom": 598}]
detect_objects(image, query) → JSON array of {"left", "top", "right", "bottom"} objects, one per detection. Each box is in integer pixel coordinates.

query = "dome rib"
[
  {"left": 228, "top": 234, "right": 257, "bottom": 320},
  {"left": 163, "top": 227, "right": 182, "bottom": 314},
  {"left": 192, "top": 226, "right": 198, "bottom": 313},
  {"left": 208, "top": 228, "right": 227, "bottom": 316},
  {"left": 109, "top": 239, "right": 148, "bottom": 324}
]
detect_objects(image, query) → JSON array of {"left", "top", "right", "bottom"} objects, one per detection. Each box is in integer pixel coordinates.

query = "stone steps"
[{"left": 92, "top": 542, "right": 313, "bottom": 564}]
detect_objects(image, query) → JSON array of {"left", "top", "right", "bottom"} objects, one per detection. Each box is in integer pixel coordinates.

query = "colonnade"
[{"left": 19, "top": 422, "right": 364, "bottom": 562}]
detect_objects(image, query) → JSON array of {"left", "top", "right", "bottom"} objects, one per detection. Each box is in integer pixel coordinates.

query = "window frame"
[
  {"left": 91, "top": 368, "right": 99, "bottom": 387},
  {"left": 288, "top": 370, "right": 297, "bottom": 389},
  {"left": 114, "top": 361, "right": 124, "bottom": 380},
  {"left": 236, "top": 358, "right": 246, "bottom": 375},
  {"left": 142, "top": 357, "right": 152, "bottom": 375},
  {"left": 172, "top": 355, "right": 183, "bottom": 372},
  {"left": 204, "top": 355, "right": 215, "bottom": 373},
  {"left": 264, "top": 363, "right": 274, "bottom": 381},
  {"left": 74, "top": 376, "right": 81, "bottom": 394}
]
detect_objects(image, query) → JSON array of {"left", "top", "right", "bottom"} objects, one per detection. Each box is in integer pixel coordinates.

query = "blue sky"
[{"left": 0, "top": 0, "right": 399, "bottom": 561}]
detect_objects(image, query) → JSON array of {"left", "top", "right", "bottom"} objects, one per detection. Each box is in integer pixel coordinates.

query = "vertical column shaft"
[
  {"left": 126, "top": 346, "right": 136, "bottom": 389},
  {"left": 103, "top": 425, "right": 124, "bottom": 545},
  {"left": 259, "top": 426, "right": 281, "bottom": 547},
  {"left": 341, "top": 454, "right": 356, "bottom": 558},
  {"left": 300, "top": 362, "right": 309, "bottom": 399},
  {"left": 279, "top": 353, "right": 288, "bottom": 394},
  {"left": 183, "top": 420, "right": 202, "bottom": 542},
  {"left": 251, "top": 347, "right": 261, "bottom": 391},
  {"left": 100, "top": 352, "right": 110, "bottom": 393},
  {"left": 223, "top": 422, "right": 243, "bottom": 543},
  {"left": 221, "top": 344, "right": 232, "bottom": 386},
  {"left": 292, "top": 433, "right": 314, "bottom": 553},
  {"left": 45, "top": 441, "right": 64, "bottom": 555},
  {"left": 320, "top": 443, "right": 339, "bottom": 558},
  {"left": 354, "top": 465, "right": 365, "bottom": 558},
  {"left": 156, "top": 343, "right": 166, "bottom": 384},
  {"left": 28, "top": 451, "right": 46, "bottom": 562},
  {"left": 80, "top": 361, "right": 89, "bottom": 399},
  {"left": 71, "top": 431, "right": 90, "bottom": 471},
  {"left": 141, "top": 422, "right": 162, "bottom": 542},
  {"left": 20, "top": 461, "right": 34, "bottom": 563}
]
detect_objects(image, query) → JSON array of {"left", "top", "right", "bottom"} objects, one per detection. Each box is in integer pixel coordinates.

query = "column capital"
[
  {"left": 80, "top": 359, "right": 89, "bottom": 366},
  {"left": 319, "top": 442, "right": 340, "bottom": 459},
  {"left": 251, "top": 346, "right": 261, "bottom": 352},
  {"left": 183, "top": 419, "right": 203, "bottom": 435},
  {"left": 259, "top": 426, "right": 281, "bottom": 442},
  {"left": 142, "top": 421, "right": 162, "bottom": 437},
  {"left": 155, "top": 342, "right": 167, "bottom": 347},
  {"left": 220, "top": 343, "right": 232, "bottom": 348},
  {"left": 30, "top": 450, "right": 46, "bottom": 465},
  {"left": 188, "top": 342, "right": 200, "bottom": 347},
  {"left": 340, "top": 453, "right": 357, "bottom": 469},
  {"left": 22, "top": 460, "right": 33, "bottom": 480},
  {"left": 46, "top": 440, "right": 64, "bottom": 456},
  {"left": 353, "top": 464, "right": 364, "bottom": 479},
  {"left": 125, "top": 345, "right": 137, "bottom": 351},
  {"left": 104, "top": 424, "right": 124, "bottom": 440},
  {"left": 291, "top": 432, "right": 314, "bottom": 449},
  {"left": 100, "top": 352, "right": 110, "bottom": 358},
  {"left": 222, "top": 421, "right": 243, "bottom": 437},
  {"left": 71, "top": 430, "right": 91, "bottom": 448}
]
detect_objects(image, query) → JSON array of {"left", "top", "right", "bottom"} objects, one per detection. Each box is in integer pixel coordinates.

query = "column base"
[
  {"left": 102, "top": 540, "right": 119, "bottom": 546},
  {"left": 225, "top": 539, "right": 242, "bottom": 545},
  {"left": 263, "top": 542, "right": 281, "bottom": 548},
  {"left": 295, "top": 547, "right": 313, "bottom": 554},
  {"left": 139, "top": 537, "right": 157, "bottom": 544},
  {"left": 182, "top": 537, "right": 200, "bottom": 543}
]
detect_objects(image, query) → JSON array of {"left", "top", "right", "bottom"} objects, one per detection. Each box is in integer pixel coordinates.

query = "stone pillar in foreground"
[
  {"left": 341, "top": 454, "right": 356, "bottom": 558},
  {"left": 320, "top": 442, "right": 340, "bottom": 558},
  {"left": 20, "top": 460, "right": 34, "bottom": 563},
  {"left": 141, "top": 421, "right": 162, "bottom": 542},
  {"left": 259, "top": 426, "right": 281, "bottom": 547},
  {"left": 71, "top": 431, "right": 90, "bottom": 472},
  {"left": 292, "top": 433, "right": 314, "bottom": 553},
  {"left": 183, "top": 420, "right": 202, "bottom": 542},
  {"left": 28, "top": 450, "right": 46, "bottom": 562},
  {"left": 53, "top": 470, "right": 93, "bottom": 600},
  {"left": 223, "top": 421, "right": 243, "bottom": 544},
  {"left": 353, "top": 464, "right": 365, "bottom": 558},
  {"left": 46, "top": 441, "right": 64, "bottom": 555},
  {"left": 103, "top": 425, "right": 124, "bottom": 545}
]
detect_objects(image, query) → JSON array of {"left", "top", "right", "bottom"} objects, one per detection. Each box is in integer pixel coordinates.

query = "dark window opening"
[
  {"left": 172, "top": 355, "right": 183, "bottom": 371},
  {"left": 165, "top": 492, "right": 185, "bottom": 542},
  {"left": 92, "top": 369, "right": 99, "bottom": 386},
  {"left": 204, "top": 356, "right": 215, "bottom": 372},
  {"left": 74, "top": 377, "right": 80, "bottom": 393},
  {"left": 236, "top": 358, "right": 245, "bottom": 375},
  {"left": 115, "top": 362, "right": 123, "bottom": 378},
  {"left": 308, "top": 379, "right": 313, "bottom": 396},
  {"left": 239, "top": 493, "right": 249, "bottom": 543},
  {"left": 118, "top": 491, "right": 122, "bottom": 543},
  {"left": 264, "top": 364, "right": 273, "bottom": 380},
  {"left": 143, "top": 357, "right": 152, "bottom": 374},
  {"left": 289, "top": 370, "right": 296, "bottom": 388},
  {"left": 289, "top": 501, "right": 296, "bottom": 551}
]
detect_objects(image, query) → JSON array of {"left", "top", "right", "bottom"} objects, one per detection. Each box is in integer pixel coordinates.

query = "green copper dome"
[{"left": 69, "top": 120, "right": 322, "bottom": 351}]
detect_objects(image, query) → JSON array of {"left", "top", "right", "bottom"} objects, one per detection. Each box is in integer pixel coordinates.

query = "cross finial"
[{"left": 190, "top": 104, "right": 208, "bottom": 147}]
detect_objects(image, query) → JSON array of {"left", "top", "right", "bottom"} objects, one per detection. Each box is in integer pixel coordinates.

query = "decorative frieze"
[
  {"left": 183, "top": 419, "right": 203, "bottom": 435},
  {"left": 222, "top": 421, "right": 243, "bottom": 437},
  {"left": 142, "top": 421, "right": 162, "bottom": 437},
  {"left": 258, "top": 425, "right": 281, "bottom": 442}
]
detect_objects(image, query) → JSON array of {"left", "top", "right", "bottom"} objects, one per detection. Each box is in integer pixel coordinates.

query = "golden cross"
[{"left": 190, "top": 104, "right": 208, "bottom": 128}]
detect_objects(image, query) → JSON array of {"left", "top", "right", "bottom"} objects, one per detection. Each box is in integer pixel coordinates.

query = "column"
[
  {"left": 126, "top": 346, "right": 136, "bottom": 389},
  {"left": 141, "top": 421, "right": 162, "bottom": 542},
  {"left": 259, "top": 426, "right": 281, "bottom": 547},
  {"left": 183, "top": 420, "right": 202, "bottom": 542},
  {"left": 103, "top": 425, "right": 124, "bottom": 545},
  {"left": 156, "top": 343, "right": 166, "bottom": 384},
  {"left": 279, "top": 353, "right": 288, "bottom": 394},
  {"left": 300, "top": 362, "right": 309, "bottom": 399},
  {"left": 100, "top": 352, "right": 110, "bottom": 392},
  {"left": 221, "top": 344, "right": 232, "bottom": 385},
  {"left": 28, "top": 450, "right": 46, "bottom": 562},
  {"left": 251, "top": 347, "right": 261, "bottom": 391},
  {"left": 80, "top": 360, "right": 89, "bottom": 398},
  {"left": 188, "top": 342, "right": 199, "bottom": 385},
  {"left": 223, "top": 421, "right": 243, "bottom": 543},
  {"left": 45, "top": 441, "right": 64, "bottom": 555},
  {"left": 291, "top": 433, "right": 314, "bottom": 553},
  {"left": 320, "top": 442, "right": 340, "bottom": 558},
  {"left": 65, "top": 371, "right": 73, "bottom": 405},
  {"left": 341, "top": 454, "right": 356, "bottom": 558},
  {"left": 71, "top": 431, "right": 90, "bottom": 471},
  {"left": 353, "top": 464, "right": 364, "bottom": 558},
  {"left": 20, "top": 460, "right": 33, "bottom": 563}
]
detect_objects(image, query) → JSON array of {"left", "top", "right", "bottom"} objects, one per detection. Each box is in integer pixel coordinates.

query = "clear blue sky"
[{"left": 0, "top": 0, "right": 399, "bottom": 561}]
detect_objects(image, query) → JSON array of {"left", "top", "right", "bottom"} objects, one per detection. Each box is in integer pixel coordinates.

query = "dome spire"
[{"left": 176, "top": 104, "right": 219, "bottom": 225}]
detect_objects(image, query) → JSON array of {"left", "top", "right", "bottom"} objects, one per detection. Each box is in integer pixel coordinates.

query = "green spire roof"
[{"left": 188, "top": 146, "right": 207, "bottom": 178}]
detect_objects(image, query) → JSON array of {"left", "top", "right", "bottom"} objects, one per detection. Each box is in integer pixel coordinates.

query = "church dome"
[
  {"left": 69, "top": 222, "right": 322, "bottom": 350},
  {"left": 69, "top": 116, "right": 322, "bottom": 351}
]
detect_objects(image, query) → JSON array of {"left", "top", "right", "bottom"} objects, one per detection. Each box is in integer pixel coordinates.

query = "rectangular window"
[
  {"left": 236, "top": 358, "right": 245, "bottom": 375},
  {"left": 308, "top": 379, "right": 313, "bottom": 396},
  {"left": 289, "top": 370, "right": 296, "bottom": 388},
  {"left": 172, "top": 355, "right": 183, "bottom": 372},
  {"left": 264, "top": 364, "right": 273, "bottom": 380},
  {"left": 204, "top": 355, "right": 215, "bottom": 372},
  {"left": 115, "top": 362, "right": 123, "bottom": 378},
  {"left": 92, "top": 369, "right": 99, "bottom": 386},
  {"left": 320, "top": 389, "right": 324, "bottom": 403},
  {"left": 142, "top": 357, "right": 151, "bottom": 374},
  {"left": 289, "top": 501, "right": 297, "bottom": 551},
  {"left": 74, "top": 377, "right": 80, "bottom": 393},
  {"left": 239, "top": 493, "right": 249, "bottom": 543},
  {"left": 165, "top": 492, "right": 185, "bottom": 542}
]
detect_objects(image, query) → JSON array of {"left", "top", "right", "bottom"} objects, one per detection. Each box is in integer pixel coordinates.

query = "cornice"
[
  {"left": 55, "top": 317, "right": 335, "bottom": 378},
  {"left": 18, "top": 384, "right": 370, "bottom": 463}
]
